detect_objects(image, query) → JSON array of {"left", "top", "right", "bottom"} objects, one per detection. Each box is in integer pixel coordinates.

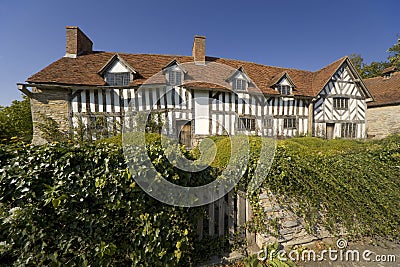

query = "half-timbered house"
[{"left": 18, "top": 26, "right": 373, "bottom": 145}]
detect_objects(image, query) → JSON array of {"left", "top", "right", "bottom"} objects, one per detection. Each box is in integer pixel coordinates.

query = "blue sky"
[{"left": 0, "top": 0, "right": 398, "bottom": 106}]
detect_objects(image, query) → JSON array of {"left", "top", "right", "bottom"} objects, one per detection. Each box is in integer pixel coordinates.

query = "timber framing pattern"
[{"left": 18, "top": 26, "right": 374, "bottom": 145}]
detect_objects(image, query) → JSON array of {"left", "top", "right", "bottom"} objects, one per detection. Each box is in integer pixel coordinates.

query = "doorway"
[
  {"left": 176, "top": 120, "right": 192, "bottom": 148},
  {"left": 326, "top": 123, "right": 335, "bottom": 140}
]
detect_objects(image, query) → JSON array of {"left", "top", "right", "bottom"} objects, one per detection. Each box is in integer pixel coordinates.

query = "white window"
[
  {"left": 333, "top": 97, "right": 349, "bottom": 110},
  {"left": 283, "top": 118, "right": 297, "bottom": 129},
  {"left": 169, "top": 71, "right": 182, "bottom": 85},
  {"left": 233, "top": 79, "right": 247, "bottom": 91},
  {"left": 278, "top": 85, "right": 291, "bottom": 95},
  {"left": 105, "top": 72, "right": 130, "bottom": 86}
]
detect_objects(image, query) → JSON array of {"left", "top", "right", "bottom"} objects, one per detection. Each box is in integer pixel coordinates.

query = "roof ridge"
[
  {"left": 314, "top": 56, "right": 347, "bottom": 73},
  {"left": 91, "top": 50, "right": 316, "bottom": 73}
]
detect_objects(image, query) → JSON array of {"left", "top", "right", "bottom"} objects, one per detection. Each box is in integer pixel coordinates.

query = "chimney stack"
[
  {"left": 192, "top": 35, "right": 206, "bottom": 65},
  {"left": 65, "top": 26, "right": 93, "bottom": 58}
]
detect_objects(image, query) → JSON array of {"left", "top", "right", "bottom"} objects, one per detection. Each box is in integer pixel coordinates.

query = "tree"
[
  {"left": 388, "top": 38, "right": 400, "bottom": 68},
  {"left": 349, "top": 53, "right": 364, "bottom": 75},
  {"left": 0, "top": 96, "right": 33, "bottom": 142},
  {"left": 349, "top": 37, "right": 400, "bottom": 79},
  {"left": 349, "top": 54, "right": 389, "bottom": 79},
  {"left": 361, "top": 61, "right": 391, "bottom": 79}
]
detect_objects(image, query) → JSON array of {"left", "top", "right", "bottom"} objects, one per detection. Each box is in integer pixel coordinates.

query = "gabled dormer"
[
  {"left": 99, "top": 54, "right": 136, "bottom": 86},
  {"left": 382, "top": 66, "right": 398, "bottom": 79},
  {"left": 227, "top": 66, "right": 252, "bottom": 91},
  {"left": 162, "top": 59, "right": 187, "bottom": 86},
  {"left": 270, "top": 72, "right": 296, "bottom": 95}
]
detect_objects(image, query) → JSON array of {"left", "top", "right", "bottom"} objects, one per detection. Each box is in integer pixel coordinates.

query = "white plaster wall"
[
  {"left": 194, "top": 91, "right": 210, "bottom": 135},
  {"left": 108, "top": 61, "right": 129, "bottom": 73}
]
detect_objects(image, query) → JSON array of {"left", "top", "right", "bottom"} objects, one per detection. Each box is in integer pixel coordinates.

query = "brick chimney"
[
  {"left": 192, "top": 35, "right": 206, "bottom": 65},
  {"left": 65, "top": 26, "right": 93, "bottom": 58}
]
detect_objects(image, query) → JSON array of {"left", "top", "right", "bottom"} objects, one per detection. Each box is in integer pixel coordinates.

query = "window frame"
[
  {"left": 105, "top": 72, "right": 131, "bottom": 86},
  {"left": 283, "top": 117, "right": 297, "bottom": 129},
  {"left": 333, "top": 97, "right": 349, "bottom": 110},
  {"left": 238, "top": 116, "right": 256, "bottom": 131},
  {"left": 278, "top": 85, "right": 291, "bottom": 95},
  {"left": 341, "top": 123, "right": 357, "bottom": 139},
  {"left": 168, "top": 70, "right": 183, "bottom": 86},
  {"left": 233, "top": 78, "right": 247, "bottom": 91},
  {"left": 264, "top": 117, "right": 273, "bottom": 129}
]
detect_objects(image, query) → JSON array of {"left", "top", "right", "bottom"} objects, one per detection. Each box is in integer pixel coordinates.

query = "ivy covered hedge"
[
  {"left": 0, "top": 140, "right": 208, "bottom": 266},
  {"left": 1, "top": 134, "right": 400, "bottom": 265},
  {"left": 192, "top": 135, "right": 400, "bottom": 241},
  {"left": 257, "top": 136, "right": 400, "bottom": 241}
]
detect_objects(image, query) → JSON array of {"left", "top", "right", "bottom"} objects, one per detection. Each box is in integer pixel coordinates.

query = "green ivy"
[
  {"left": 0, "top": 141, "right": 199, "bottom": 266},
  {"left": 1, "top": 134, "right": 400, "bottom": 266}
]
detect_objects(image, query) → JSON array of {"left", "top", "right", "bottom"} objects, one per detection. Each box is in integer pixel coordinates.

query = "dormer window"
[
  {"left": 233, "top": 79, "right": 247, "bottom": 91},
  {"left": 278, "top": 85, "right": 291, "bottom": 95},
  {"left": 168, "top": 70, "right": 182, "bottom": 85},
  {"left": 384, "top": 73, "right": 392, "bottom": 79},
  {"left": 99, "top": 54, "right": 136, "bottom": 86},
  {"left": 105, "top": 72, "right": 131, "bottom": 86}
]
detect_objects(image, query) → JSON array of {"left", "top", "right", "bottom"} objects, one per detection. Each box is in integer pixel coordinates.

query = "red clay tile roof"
[
  {"left": 311, "top": 57, "right": 347, "bottom": 95},
  {"left": 27, "top": 51, "right": 351, "bottom": 97},
  {"left": 365, "top": 71, "right": 400, "bottom": 107},
  {"left": 182, "top": 82, "right": 226, "bottom": 90}
]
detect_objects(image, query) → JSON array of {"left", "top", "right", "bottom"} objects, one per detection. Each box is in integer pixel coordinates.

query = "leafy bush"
[
  {"left": 1, "top": 134, "right": 400, "bottom": 266},
  {"left": 263, "top": 135, "right": 400, "bottom": 240},
  {"left": 0, "top": 141, "right": 200, "bottom": 266},
  {"left": 0, "top": 96, "right": 32, "bottom": 143},
  {"left": 193, "top": 135, "right": 400, "bottom": 241}
]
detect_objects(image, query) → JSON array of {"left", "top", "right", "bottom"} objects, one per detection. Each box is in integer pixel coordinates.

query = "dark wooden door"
[
  {"left": 178, "top": 122, "right": 192, "bottom": 148},
  {"left": 326, "top": 123, "right": 335, "bottom": 140}
]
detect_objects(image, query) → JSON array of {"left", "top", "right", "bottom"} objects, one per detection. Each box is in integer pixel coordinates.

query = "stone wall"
[
  {"left": 367, "top": 105, "right": 400, "bottom": 139},
  {"left": 256, "top": 190, "right": 332, "bottom": 248},
  {"left": 29, "top": 87, "right": 70, "bottom": 144}
]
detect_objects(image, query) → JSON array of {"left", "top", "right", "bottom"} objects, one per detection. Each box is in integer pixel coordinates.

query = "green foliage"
[
  {"left": 0, "top": 96, "right": 32, "bottom": 143},
  {"left": 36, "top": 113, "right": 71, "bottom": 143},
  {"left": 2, "top": 134, "right": 400, "bottom": 265},
  {"left": 194, "top": 135, "right": 400, "bottom": 241},
  {"left": 263, "top": 135, "right": 400, "bottom": 240},
  {"left": 388, "top": 38, "right": 400, "bottom": 68},
  {"left": 361, "top": 61, "right": 391, "bottom": 79},
  {"left": 349, "top": 54, "right": 391, "bottom": 79},
  {"left": 0, "top": 141, "right": 199, "bottom": 266},
  {"left": 349, "top": 53, "right": 364, "bottom": 75},
  {"left": 349, "top": 37, "right": 400, "bottom": 79}
]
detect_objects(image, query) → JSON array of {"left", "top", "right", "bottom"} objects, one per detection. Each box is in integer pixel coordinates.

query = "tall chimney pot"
[
  {"left": 192, "top": 35, "right": 206, "bottom": 65},
  {"left": 65, "top": 26, "right": 93, "bottom": 58}
]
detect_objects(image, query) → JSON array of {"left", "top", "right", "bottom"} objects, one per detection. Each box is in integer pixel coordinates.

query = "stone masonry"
[
  {"left": 367, "top": 105, "right": 400, "bottom": 139},
  {"left": 30, "top": 87, "right": 70, "bottom": 144},
  {"left": 256, "top": 190, "right": 332, "bottom": 248}
]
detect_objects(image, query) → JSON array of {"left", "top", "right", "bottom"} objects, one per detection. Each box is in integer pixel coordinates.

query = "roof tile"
[{"left": 27, "top": 52, "right": 347, "bottom": 97}]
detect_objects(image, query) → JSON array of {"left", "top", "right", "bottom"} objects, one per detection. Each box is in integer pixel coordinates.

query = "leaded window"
[
  {"left": 283, "top": 118, "right": 297, "bottom": 129},
  {"left": 238, "top": 117, "right": 256, "bottom": 131},
  {"left": 333, "top": 97, "right": 349, "bottom": 110},
  {"left": 169, "top": 71, "right": 182, "bottom": 85},
  {"left": 105, "top": 72, "right": 130, "bottom": 86},
  {"left": 233, "top": 79, "right": 247, "bottom": 91},
  {"left": 341, "top": 123, "right": 357, "bottom": 138},
  {"left": 278, "top": 85, "right": 291, "bottom": 95}
]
